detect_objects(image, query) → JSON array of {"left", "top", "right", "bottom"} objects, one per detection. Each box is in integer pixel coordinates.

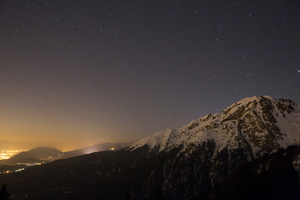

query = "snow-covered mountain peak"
[
  {"left": 222, "top": 95, "right": 273, "bottom": 112},
  {"left": 129, "top": 129, "right": 175, "bottom": 152},
  {"left": 221, "top": 95, "right": 296, "bottom": 120},
  {"left": 128, "top": 96, "right": 300, "bottom": 156}
]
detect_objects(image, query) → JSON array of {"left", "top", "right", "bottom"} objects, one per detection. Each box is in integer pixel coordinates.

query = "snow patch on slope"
[{"left": 276, "top": 102, "right": 300, "bottom": 146}]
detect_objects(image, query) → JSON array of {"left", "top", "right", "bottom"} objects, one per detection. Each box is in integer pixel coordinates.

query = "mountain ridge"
[
  {"left": 128, "top": 96, "right": 300, "bottom": 159},
  {"left": 0, "top": 147, "right": 63, "bottom": 165},
  {"left": 0, "top": 143, "right": 128, "bottom": 165}
]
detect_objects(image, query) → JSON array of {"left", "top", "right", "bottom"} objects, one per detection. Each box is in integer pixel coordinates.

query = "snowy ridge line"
[{"left": 128, "top": 96, "right": 300, "bottom": 154}]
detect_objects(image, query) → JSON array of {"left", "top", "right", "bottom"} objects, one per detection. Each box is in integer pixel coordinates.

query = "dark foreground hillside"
[
  {"left": 0, "top": 145, "right": 299, "bottom": 200},
  {"left": 212, "top": 145, "right": 300, "bottom": 200}
]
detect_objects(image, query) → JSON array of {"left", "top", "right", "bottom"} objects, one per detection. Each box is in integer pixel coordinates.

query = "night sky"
[{"left": 1, "top": 0, "right": 299, "bottom": 150}]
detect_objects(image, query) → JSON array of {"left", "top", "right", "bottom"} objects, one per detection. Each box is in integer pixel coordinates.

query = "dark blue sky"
[{"left": 0, "top": 0, "right": 299, "bottom": 150}]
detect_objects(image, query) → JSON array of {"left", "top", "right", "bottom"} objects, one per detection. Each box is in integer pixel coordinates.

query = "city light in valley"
[{"left": 0, "top": 150, "right": 24, "bottom": 160}]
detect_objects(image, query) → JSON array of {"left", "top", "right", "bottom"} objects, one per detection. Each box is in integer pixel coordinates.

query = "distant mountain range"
[
  {"left": 63, "top": 143, "right": 128, "bottom": 159},
  {"left": 0, "top": 147, "right": 63, "bottom": 165},
  {"left": 0, "top": 143, "right": 127, "bottom": 165},
  {"left": 0, "top": 96, "right": 299, "bottom": 199}
]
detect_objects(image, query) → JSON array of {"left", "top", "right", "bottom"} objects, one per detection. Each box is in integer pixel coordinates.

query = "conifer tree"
[
  {"left": 0, "top": 184, "right": 11, "bottom": 200},
  {"left": 124, "top": 191, "right": 133, "bottom": 200}
]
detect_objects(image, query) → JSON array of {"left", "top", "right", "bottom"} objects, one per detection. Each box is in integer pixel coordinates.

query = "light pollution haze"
[{"left": 0, "top": 1, "right": 299, "bottom": 150}]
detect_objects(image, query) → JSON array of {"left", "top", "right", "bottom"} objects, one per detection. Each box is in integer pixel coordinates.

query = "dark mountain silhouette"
[
  {"left": 62, "top": 143, "right": 128, "bottom": 159},
  {"left": 0, "top": 147, "right": 63, "bottom": 165},
  {"left": 0, "top": 143, "right": 128, "bottom": 166}
]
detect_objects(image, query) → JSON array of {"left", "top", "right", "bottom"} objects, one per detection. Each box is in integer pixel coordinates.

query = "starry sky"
[{"left": 0, "top": 0, "right": 299, "bottom": 150}]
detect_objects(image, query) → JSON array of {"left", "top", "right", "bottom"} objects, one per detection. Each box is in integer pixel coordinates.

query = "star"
[{"left": 0, "top": 0, "right": 299, "bottom": 150}]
